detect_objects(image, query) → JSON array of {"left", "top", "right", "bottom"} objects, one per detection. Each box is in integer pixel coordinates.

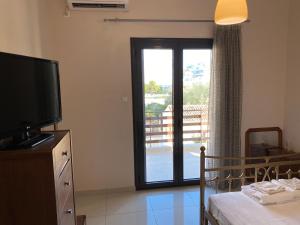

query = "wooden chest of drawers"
[{"left": 0, "top": 130, "right": 76, "bottom": 225}]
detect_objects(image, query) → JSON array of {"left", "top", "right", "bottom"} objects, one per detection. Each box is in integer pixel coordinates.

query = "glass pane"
[
  {"left": 143, "top": 49, "right": 174, "bottom": 183},
  {"left": 183, "top": 49, "right": 211, "bottom": 180}
]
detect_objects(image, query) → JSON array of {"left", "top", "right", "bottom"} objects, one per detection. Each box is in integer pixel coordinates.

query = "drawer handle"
[
  {"left": 62, "top": 151, "right": 68, "bottom": 156},
  {"left": 65, "top": 209, "right": 73, "bottom": 214},
  {"left": 64, "top": 181, "right": 71, "bottom": 186}
]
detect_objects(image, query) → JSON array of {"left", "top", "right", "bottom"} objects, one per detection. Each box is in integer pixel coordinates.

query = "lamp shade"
[{"left": 215, "top": 0, "right": 248, "bottom": 25}]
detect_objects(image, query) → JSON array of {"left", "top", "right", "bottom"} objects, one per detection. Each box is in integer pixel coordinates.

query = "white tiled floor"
[{"left": 76, "top": 186, "right": 213, "bottom": 225}]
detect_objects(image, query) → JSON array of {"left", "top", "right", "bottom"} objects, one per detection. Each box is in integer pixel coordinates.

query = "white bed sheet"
[{"left": 209, "top": 192, "right": 300, "bottom": 225}]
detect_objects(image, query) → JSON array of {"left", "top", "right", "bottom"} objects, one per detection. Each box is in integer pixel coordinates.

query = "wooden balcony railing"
[{"left": 145, "top": 109, "right": 209, "bottom": 144}]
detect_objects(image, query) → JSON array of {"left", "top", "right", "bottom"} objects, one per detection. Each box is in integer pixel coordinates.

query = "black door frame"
[{"left": 131, "top": 38, "right": 213, "bottom": 190}]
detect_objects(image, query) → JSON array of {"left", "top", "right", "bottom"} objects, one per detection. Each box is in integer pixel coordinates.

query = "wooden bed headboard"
[{"left": 200, "top": 146, "right": 300, "bottom": 225}]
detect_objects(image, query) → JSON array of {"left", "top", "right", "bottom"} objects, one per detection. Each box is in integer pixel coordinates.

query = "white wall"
[
  {"left": 241, "top": 0, "right": 289, "bottom": 150},
  {"left": 36, "top": 0, "right": 290, "bottom": 191},
  {"left": 284, "top": 0, "right": 300, "bottom": 152},
  {"left": 0, "top": 0, "right": 42, "bottom": 57},
  {"left": 39, "top": 0, "right": 214, "bottom": 191}
]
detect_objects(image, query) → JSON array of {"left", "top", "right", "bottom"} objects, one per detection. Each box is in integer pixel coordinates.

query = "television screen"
[{"left": 0, "top": 52, "right": 62, "bottom": 139}]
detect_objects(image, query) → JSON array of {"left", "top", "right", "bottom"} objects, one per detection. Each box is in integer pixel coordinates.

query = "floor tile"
[
  {"left": 74, "top": 186, "right": 213, "bottom": 225},
  {"left": 76, "top": 193, "right": 106, "bottom": 217},
  {"left": 106, "top": 211, "right": 157, "bottom": 225},
  {"left": 106, "top": 192, "right": 152, "bottom": 215},
  {"left": 148, "top": 191, "right": 196, "bottom": 211},
  {"left": 153, "top": 206, "right": 200, "bottom": 225},
  {"left": 185, "top": 187, "right": 216, "bottom": 206}
]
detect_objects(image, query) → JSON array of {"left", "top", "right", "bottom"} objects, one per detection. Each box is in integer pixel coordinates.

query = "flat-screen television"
[{"left": 0, "top": 52, "right": 62, "bottom": 146}]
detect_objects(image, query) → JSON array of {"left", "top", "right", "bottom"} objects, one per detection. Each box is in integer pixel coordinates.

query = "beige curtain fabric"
[{"left": 208, "top": 25, "right": 242, "bottom": 178}]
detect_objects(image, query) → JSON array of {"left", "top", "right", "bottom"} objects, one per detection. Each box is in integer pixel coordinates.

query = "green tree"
[
  {"left": 183, "top": 83, "right": 209, "bottom": 105},
  {"left": 144, "top": 81, "right": 162, "bottom": 94},
  {"left": 145, "top": 103, "right": 167, "bottom": 117}
]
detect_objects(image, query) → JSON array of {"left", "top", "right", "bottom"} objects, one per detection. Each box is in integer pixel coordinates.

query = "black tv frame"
[{"left": 0, "top": 52, "right": 62, "bottom": 146}]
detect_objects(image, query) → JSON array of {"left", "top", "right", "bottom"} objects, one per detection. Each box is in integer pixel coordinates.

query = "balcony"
[{"left": 145, "top": 107, "right": 209, "bottom": 182}]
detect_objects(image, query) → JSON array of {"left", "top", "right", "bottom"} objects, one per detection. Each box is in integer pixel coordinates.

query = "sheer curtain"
[{"left": 208, "top": 25, "right": 242, "bottom": 175}]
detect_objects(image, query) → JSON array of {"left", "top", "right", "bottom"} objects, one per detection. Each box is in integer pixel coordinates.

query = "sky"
[{"left": 143, "top": 49, "right": 212, "bottom": 86}]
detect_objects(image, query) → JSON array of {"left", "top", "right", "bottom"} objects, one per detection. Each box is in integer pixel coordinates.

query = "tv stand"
[{"left": 0, "top": 131, "right": 77, "bottom": 225}]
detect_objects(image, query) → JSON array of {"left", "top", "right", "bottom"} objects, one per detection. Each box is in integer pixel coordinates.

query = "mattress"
[{"left": 209, "top": 192, "right": 300, "bottom": 225}]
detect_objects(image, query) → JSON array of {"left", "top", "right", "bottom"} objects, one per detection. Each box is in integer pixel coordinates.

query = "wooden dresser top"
[{"left": 0, "top": 130, "right": 70, "bottom": 158}]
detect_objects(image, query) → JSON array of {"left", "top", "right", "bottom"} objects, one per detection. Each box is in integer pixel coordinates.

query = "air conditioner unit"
[{"left": 67, "top": 0, "right": 129, "bottom": 11}]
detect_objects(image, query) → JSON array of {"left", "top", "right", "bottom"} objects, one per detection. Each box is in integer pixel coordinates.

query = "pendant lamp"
[{"left": 215, "top": 0, "right": 248, "bottom": 25}]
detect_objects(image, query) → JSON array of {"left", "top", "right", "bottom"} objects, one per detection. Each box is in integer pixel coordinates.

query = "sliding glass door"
[
  {"left": 183, "top": 49, "right": 211, "bottom": 180},
  {"left": 144, "top": 49, "right": 174, "bottom": 183},
  {"left": 131, "top": 38, "right": 212, "bottom": 189}
]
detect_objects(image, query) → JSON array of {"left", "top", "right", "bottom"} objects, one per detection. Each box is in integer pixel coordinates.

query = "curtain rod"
[{"left": 103, "top": 18, "right": 250, "bottom": 23}]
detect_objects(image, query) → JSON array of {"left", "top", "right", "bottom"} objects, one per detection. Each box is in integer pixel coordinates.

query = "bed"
[
  {"left": 199, "top": 146, "right": 300, "bottom": 225},
  {"left": 209, "top": 192, "right": 300, "bottom": 225}
]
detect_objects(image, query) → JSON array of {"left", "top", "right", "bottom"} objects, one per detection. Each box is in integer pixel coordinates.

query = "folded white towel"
[
  {"left": 250, "top": 181, "right": 285, "bottom": 194},
  {"left": 275, "top": 178, "right": 300, "bottom": 190},
  {"left": 272, "top": 179, "right": 300, "bottom": 199},
  {"left": 241, "top": 185, "right": 295, "bottom": 205}
]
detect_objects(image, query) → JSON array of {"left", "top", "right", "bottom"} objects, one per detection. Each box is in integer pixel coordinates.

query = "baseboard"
[{"left": 75, "top": 186, "right": 136, "bottom": 196}]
